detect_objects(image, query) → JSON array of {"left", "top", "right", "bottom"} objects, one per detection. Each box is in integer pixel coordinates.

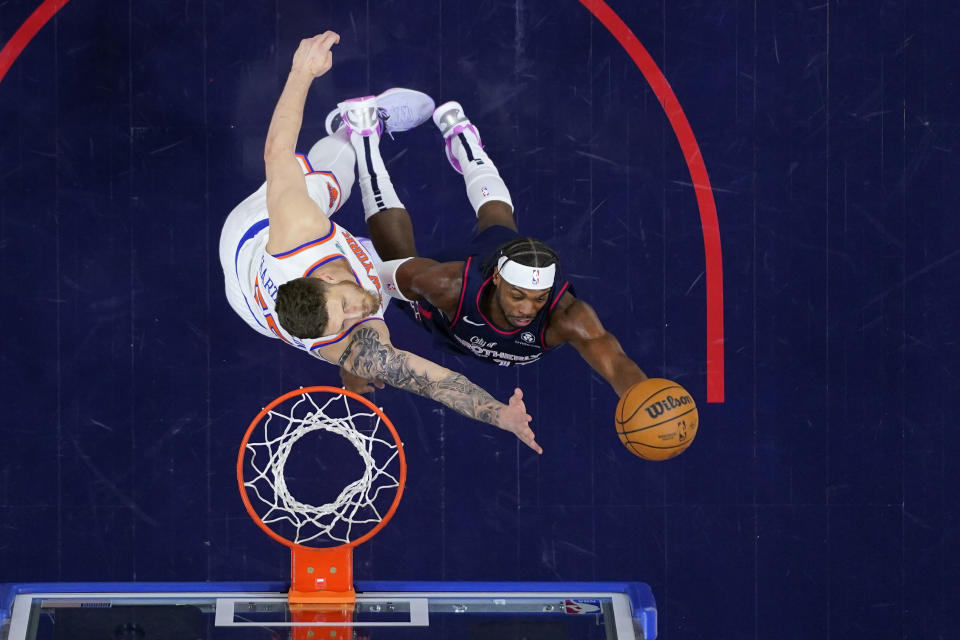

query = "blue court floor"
[{"left": 1, "top": 1, "right": 958, "bottom": 638}]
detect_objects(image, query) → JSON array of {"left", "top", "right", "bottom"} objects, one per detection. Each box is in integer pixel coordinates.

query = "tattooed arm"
[{"left": 329, "top": 325, "right": 542, "bottom": 454}]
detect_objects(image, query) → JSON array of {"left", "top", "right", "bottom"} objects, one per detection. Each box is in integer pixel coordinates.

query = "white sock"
[
  {"left": 449, "top": 127, "right": 513, "bottom": 215},
  {"left": 349, "top": 130, "right": 404, "bottom": 220}
]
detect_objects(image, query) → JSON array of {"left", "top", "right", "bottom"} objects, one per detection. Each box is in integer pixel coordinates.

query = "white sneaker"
[
  {"left": 334, "top": 95, "right": 381, "bottom": 137},
  {"left": 432, "top": 101, "right": 482, "bottom": 175},
  {"left": 377, "top": 87, "right": 436, "bottom": 133},
  {"left": 324, "top": 88, "right": 435, "bottom": 136}
]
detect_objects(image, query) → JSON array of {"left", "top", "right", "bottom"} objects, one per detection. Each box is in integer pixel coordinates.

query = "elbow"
[
  {"left": 337, "top": 326, "right": 403, "bottom": 385},
  {"left": 263, "top": 137, "right": 293, "bottom": 166},
  {"left": 263, "top": 141, "right": 279, "bottom": 166},
  {"left": 262, "top": 135, "right": 277, "bottom": 163}
]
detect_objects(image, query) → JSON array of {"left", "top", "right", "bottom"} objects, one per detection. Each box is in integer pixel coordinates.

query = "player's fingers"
[
  {"left": 517, "top": 425, "right": 541, "bottom": 453},
  {"left": 316, "top": 31, "right": 340, "bottom": 49},
  {"left": 514, "top": 403, "right": 531, "bottom": 420},
  {"left": 525, "top": 434, "right": 543, "bottom": 455}
]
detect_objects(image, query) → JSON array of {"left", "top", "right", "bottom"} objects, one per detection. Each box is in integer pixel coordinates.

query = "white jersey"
[{"left": 220, "top": 153, "right": 384, "bottom": 359}]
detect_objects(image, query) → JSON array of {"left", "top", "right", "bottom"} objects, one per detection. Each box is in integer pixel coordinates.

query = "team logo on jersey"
[
  {"left": 327, "top": 183, "right": 339, "bottom": 209},
  {"left": 520, "top": 331, "right": 536, "bottom": 343}
]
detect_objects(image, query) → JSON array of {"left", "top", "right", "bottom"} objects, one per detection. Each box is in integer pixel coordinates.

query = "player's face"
[
  {"left": 495, "top": 282, "right": 550, "bottom": 328},
  {"left": 322, "top": 282, "right": 380, "bottom": 335}
]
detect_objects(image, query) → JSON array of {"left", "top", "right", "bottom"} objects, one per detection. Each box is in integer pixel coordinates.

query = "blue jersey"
[{"left": 407, "top": 255, "right": 573, "bottom": 367}]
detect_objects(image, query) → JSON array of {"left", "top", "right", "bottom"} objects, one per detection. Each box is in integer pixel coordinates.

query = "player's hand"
[
  {"left": 497, "top": 388, "right": 542, "bottom": 454},
  {"left": 291, "top": 31, "right": 340, "bottom": 79},
  {"left": 340, "top": 367, "right": 385, "bottom": 395}
]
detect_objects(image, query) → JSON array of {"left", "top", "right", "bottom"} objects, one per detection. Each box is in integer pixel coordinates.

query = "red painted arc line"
[
  {"left": 0, "top": 0, "right": 71, "bottom": 84},
  {"left": 579, "top": 0, "right": 725, "bottom": 403}
]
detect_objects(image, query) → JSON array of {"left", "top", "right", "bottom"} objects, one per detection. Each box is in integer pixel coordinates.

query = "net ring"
[{"left": 236, "top": 385, "right": 407, "bottom": 552}]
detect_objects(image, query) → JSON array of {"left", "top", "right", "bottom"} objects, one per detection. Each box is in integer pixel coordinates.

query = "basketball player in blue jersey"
[
  {"left": 335, "top": 98, "right": 648, "bottom": 399},
  {"left": 218, "top": 33, "right": 542, "bottom": 454}
]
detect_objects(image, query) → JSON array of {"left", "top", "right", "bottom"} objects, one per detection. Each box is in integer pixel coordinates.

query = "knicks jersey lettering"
[
  {"left": 341, "top": 230, "right": 382, "bottom": 297},
  {"left": 257, "top": 255, "right": 279, "bottom": 301}
]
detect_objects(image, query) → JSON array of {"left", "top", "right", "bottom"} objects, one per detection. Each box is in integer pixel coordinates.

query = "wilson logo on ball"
[
  {"left": 616, "top": 378, "right": 699, "bottom": 461},
  {"left": 644, "top": 394, "right": 694, "bottom": 419}
]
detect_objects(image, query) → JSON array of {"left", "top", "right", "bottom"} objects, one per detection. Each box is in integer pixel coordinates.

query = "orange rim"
[{"left": 236, "top": 385, "right": 407, "bottom": 551}]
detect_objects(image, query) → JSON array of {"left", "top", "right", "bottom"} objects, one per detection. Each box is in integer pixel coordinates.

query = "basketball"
[{"left": 615, "top": 378, "right": 698, "bottom": 461}]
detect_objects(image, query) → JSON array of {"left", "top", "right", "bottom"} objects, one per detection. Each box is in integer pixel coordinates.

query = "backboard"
[{"left": 1, "top": 580, "right": 657, "bottom": 640}]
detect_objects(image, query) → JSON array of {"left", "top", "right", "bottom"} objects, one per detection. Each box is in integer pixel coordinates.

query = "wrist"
[
  {"left": 493, "top": 403, "right": 505, "bottom": 428},
  {"left": 286, "top": 68, "right": 314, "bottom": 86}
]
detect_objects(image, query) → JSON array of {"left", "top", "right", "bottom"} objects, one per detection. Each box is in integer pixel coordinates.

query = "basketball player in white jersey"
[{"left": 218, "top": 32, "right": 541, "bottom": 454}]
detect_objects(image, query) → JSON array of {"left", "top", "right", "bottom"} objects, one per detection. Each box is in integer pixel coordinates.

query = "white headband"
[{"left": 497, "top": 256, "right": 555, "bottom": 290}]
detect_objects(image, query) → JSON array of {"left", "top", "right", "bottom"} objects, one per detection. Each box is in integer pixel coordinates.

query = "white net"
[{"left": 242, "top": 390, "right": 402, "bottom": 546}]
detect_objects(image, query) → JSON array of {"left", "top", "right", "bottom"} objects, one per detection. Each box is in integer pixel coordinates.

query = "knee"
[{"left": 307, "top": 130, "right": 354, "bottom": 168}]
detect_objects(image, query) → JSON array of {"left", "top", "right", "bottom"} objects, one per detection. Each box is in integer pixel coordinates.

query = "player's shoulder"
[
  {"left": 547, "top": 291, "right": 605, "bottom": 342},
  {"left": 402, "top": 259, "right": 466, "bottom": 313},
  {"left": 265, "top": 213, "right": 336, "bottom": 255}
]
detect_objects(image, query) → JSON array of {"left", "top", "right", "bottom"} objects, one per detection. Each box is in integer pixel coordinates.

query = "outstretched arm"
[
  {"left": 333, "top": 325, "right": 542, "bottom": 454},
  {"left": 546, "top": 294, "right": 648, "bottom": 397},
  {"left": 341, "top": 260, "right": 466, "bottom": 396},
  {"left": 264, "top": 31, "right": 340, "bottom": 254},
  {"left": 377, "top": 258, "right": 465, "bottom": 311}
]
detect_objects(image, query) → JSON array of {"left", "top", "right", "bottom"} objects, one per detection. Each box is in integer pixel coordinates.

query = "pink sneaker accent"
[
  {"left": 433, "top": 101, "right": 483, "bottom": 175},
  {"left": 337, "top": 96, "right": 382, "bottom": 137},
  {"left": 442, "top": 123, "right": 481, "bottom": 175}
]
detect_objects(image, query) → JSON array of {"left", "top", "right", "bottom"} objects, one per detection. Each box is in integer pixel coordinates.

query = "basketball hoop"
[{"left": 237, "top": 386, "right": 406, "bottom": 605}]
